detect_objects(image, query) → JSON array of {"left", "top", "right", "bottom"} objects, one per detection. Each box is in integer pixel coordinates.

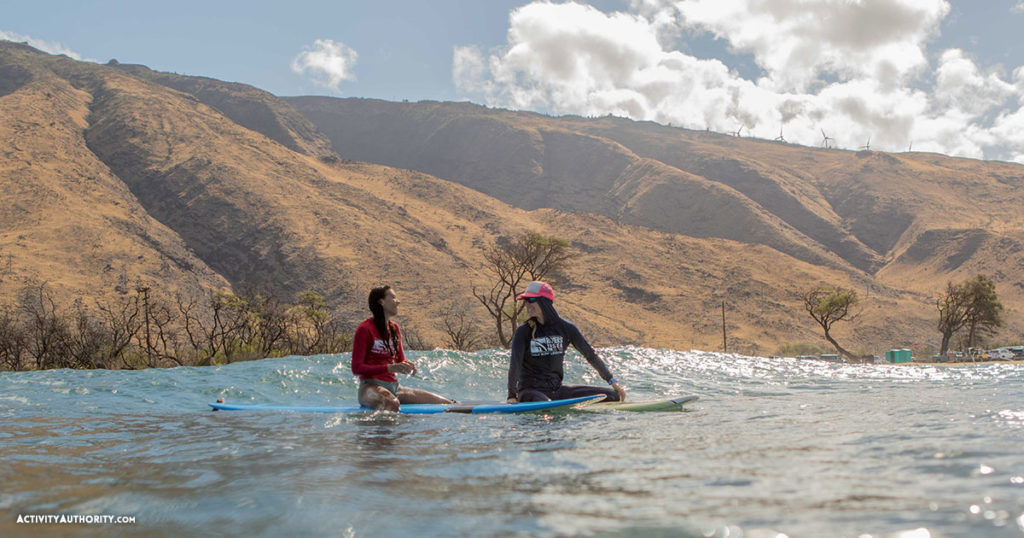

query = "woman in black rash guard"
[{"left": 505, "top": 281, "right": 627, "bottom": 403}]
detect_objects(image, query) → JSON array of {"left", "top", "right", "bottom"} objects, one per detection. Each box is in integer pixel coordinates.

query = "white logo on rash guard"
[
  {"left": 371, "top": 339, "right": 393, "bottom": 355},
  {"left": 530, "top": 336, "right": 563, "bottom": 356}
]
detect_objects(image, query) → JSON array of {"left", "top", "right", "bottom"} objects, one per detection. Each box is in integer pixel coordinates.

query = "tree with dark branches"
[
  {"left": 19, "top": 283, "right": 68, "bottom": 369},
  {"left": 441, "top": 301, "right": 485, "bottom": 351},
  {"left": 936, "top": 280, "right": 972, "bottom": 355},
  {"left": 473, "top": 232, "right": 572, "bottom": 348},
  {"left": 936, "top": 275, "right": 1003, "bottom": 355},
  {"left": 96, "top": 293, "right": 142, "bottom": 367},
  {"left": 962, "top": 275, "right": 1003, "bottom": 350},
  {"left": 802, "top": 285, "right": 860, "bottom": 361},
  {"left": 0, "top": 305, "right": 27, "bottom": 371}
]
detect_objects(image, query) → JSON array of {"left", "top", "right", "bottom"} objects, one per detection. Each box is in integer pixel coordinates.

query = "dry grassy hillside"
[
  {"left": 1, "top": 41, "right": 1021, "bottom": 356},
  {"left": 288, "top": 97, "right": 851, "bottom": 271},
  {"left": 0, "top": 42, "right": 228, "bottom": 307},
  {"left": 109, "top": 62, "right": 337, "bottom": 161},
  {"left": 288, "top": 97, "right": 1024, "bottom": 346}
]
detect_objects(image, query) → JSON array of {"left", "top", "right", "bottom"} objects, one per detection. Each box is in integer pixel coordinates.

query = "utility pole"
[
  {"left": 721, "top": 300, "right": 727, "bottom": 353},
  {"left": 138, "top": 286, "right": 152, "bottom": 366}
]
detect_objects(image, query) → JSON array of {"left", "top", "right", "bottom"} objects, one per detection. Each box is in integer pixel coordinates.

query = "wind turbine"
[
  {"left": 774, "top": 127, "right": 786, "bottom": 143},
  {"left": 860, "top": 136, "right": 871, "bottom": 151},
  {"left": 820, "top": 129, "right": 834, "bottom": 149},
  {"left": 732, "top": 125, "right": 743, "bottom": 137}
]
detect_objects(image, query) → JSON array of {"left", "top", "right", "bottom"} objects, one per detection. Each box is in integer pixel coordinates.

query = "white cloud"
[
  {"left": 1014, "top": 2, "right": 1024, "bottom": 14},
  {"left": 673, "top": 0, "right": 949, "bottom": 91},
  {"left": 453, "top": 45, "right": 490, "bottom": 95},
  {"left": 454, "top": 0, "right": 1024, "bottom": 163},
  {"left": 0, "top": 30, "right": 85, "bottom": 60},
  {"left": 933, "top": 49, "right": 1016, "bottom": 118},
  {"left": 291, "top": 39, "right": 358, "bottom": 91}
]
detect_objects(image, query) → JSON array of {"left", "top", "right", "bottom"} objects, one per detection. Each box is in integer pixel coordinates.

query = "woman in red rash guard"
[{"left": 351, "top": 285, "right": 452, "bottom": 411}]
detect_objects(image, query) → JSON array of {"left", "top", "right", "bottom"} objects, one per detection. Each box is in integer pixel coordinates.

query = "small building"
[{"left": 886, "top": 349, "right": 912, "bottom": 363}]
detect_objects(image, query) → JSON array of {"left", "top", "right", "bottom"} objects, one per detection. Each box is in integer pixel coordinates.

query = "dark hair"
[{"left": 368, "top": 285, "right": 399, "bottom": 356}]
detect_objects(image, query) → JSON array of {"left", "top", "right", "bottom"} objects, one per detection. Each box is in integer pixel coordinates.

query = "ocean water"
[{"left": 1, "top": 348, "right": 1023, "bottom": 538}]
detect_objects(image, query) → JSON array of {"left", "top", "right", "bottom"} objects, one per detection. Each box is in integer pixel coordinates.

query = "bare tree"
[
  {"left": 207, "top": 291, "right": 251, "bottom": 363},
  {"left": 289, "top": 290, "right": 327, "bottom": 354},
  {"left": 401, "top": 325, "right": 431, "bottom": 351},
  {"left": 176, "top": 292, "right": 208, "bottom": 364},
  {"left": 147, "top": 299, "right": 180, "bottom": 366},
  {"left": 244, "top": 291, "right": 290, "bottom": 356},
  {"left": 64, "top": 300, "right": 108, "bottom": 369},
  {"left": 441, "top": 301, "right": 484, "bottom": 351},
  {"left": 0, "top": 305, "right": 27, "bottom": 371},
  {"left": 96, "top": 293, "right": 142, "bottom": 366},
  {"left": 288, "top": 291, "right": 351, "bottom": 355},
  {"left": 19, "top": 283, "right": 68, "bottom": 369},
  {"left": 473, "top": 232, "right": 572, "bottom": 348},
  {"left": 173, "top": 290, "right": 249, "bottom": 365}
]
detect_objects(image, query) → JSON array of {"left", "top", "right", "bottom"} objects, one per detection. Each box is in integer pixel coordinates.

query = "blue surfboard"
[{"left": 209, "top": 394, "right": 603, "bottom": 414}]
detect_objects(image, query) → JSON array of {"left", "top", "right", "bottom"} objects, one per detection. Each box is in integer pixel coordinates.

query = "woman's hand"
[
  {"left": 506, "top": 397, "right": 518, "bottom": 404},
  {"left": 611, "top": 381, "right": 626, "bottom": 402},
  {"left": 388, "top": 361, "right": 417, "bottom": 376}
]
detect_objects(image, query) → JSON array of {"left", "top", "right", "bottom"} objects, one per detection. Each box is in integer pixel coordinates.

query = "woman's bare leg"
[
  {"left": 359, "top": 384, "right": 401, "bottom": 411},
  {"left": 397, "top": 387, "right": 452, "bottom": 404}
]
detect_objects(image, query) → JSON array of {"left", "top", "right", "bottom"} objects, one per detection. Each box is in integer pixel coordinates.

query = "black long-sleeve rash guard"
[{"left": 507, "top": 310, "right": 614, "bottom": 400}]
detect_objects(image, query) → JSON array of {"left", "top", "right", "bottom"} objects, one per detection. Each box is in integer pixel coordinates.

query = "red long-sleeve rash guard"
[{"left": 350, "top": 318, "right": 405, "bottom": 383}]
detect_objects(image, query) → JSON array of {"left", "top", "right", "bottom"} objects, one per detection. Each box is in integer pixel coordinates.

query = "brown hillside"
[
  {"left": 288, "top": 97, "right": 851, "bottom": 271},
  {"left": 1, "top": 41, "right": 1021, "bottom": 356},
  {"left": 0, "top": 42, "right": 228, "bottom": 306},
  {"left": 108, "top": 62, "right": 337, "bottom": 161},
  {"left": 287, "top": 97, "right": 1024, "bottom": 343}
]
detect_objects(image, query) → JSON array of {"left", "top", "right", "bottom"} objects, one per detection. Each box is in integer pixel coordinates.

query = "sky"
[{"left": 3, "top": 0, "right": 1024, "bottom": 163}]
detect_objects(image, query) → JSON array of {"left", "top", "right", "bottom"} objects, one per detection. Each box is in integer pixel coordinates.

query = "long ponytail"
[{"left": 368, "top": 285, "right": 399, "bottom": 356}]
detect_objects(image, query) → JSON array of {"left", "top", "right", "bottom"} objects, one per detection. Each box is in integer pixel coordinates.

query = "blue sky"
[{"left": 3, "top": 0, "right": 1024, "bottom": 162}]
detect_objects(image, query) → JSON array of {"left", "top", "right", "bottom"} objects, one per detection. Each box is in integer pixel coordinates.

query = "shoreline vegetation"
[
  {"left": 1, "top": 280, "right": 1018, "bottom": 372},
  {"left": 0, "top": 282, "right": 354, "bottom": 371}
]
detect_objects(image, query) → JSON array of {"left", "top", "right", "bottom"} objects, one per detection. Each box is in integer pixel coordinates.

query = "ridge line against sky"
[{"left": 3, "top": 0, "right": 1024, "bottom": 163}]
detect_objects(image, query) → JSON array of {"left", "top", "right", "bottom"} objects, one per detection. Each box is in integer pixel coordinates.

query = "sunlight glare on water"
[{"left": 2, "top": 348, "right": 1023, "bottom": 537}]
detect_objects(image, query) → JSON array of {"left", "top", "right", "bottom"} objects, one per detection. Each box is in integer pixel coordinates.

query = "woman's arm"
[
  {"left": 390, "top": 324, "right": 416, "bottom": 375},
  {"left": 507, "top": 325, "right": 527, "bottom": 402},
  {"left": 566, "top": 322, "right": 626, "bottom": 401},
  {"left": 350, "top": 325, "right": 390, "bottom": 378},
  {"left": 565, "top": 322, "right": 613, "bottom": 381}
]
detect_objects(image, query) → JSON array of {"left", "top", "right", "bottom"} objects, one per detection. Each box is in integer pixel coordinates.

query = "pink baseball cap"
[{"left": 516, "top": 281, "right": 554, "bottom": 301}]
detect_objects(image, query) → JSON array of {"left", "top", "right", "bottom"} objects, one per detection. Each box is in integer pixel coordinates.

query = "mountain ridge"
[{"left": 2, "top": 41, "right": 1022, "bottom": 355}]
